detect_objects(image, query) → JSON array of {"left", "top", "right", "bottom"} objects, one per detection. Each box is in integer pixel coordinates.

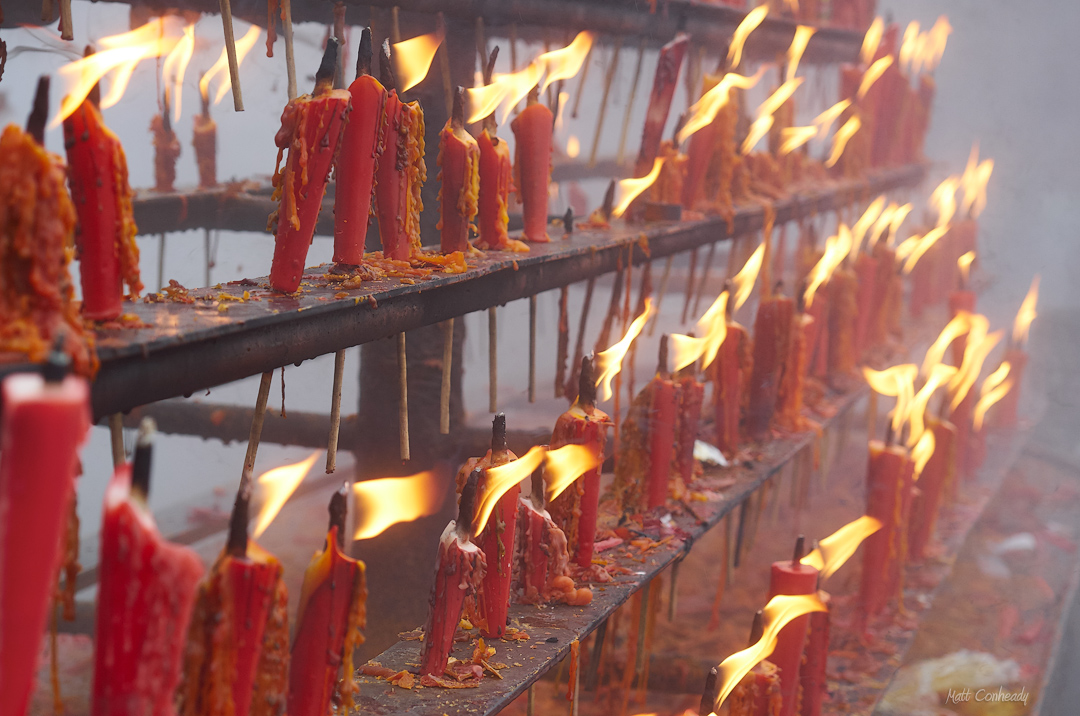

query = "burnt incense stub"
[
  {"left": 491, "top": 413, "right": 508, "bottom": 453},
  {"left": 226, "top": 475, "right": 252, "bottom": 558},
  {"left": 578, "top": 354, "right": 598, "bottom": 407},
  {"left": 749, "top": 609, "right": 765, "bottom": 646},
  {"left": 792, "top": 534, "right": 807, "bottom": 565},
  {"left": 355, "top": 26, "right": 372, "bottom": 78},
  {"left": 26, "top": 76, "right": 49, "bottom": 145},
  {"left": 315, "top": 38, "right": 339, "bottom": 88},
  {"left": 699, "top": 666, "right": 719, "bottom": 716},
  {"left": 379, "top": 39, "right": 396, "bottom": 92},
  {"left": 459, "top": 468, "right": 481, "bottom": 537},
  {"left": 130, "top": 417, "right": 157, "bottom": 500},
  {"left": 328, "top": 482, "right": 348, "bottom": 548}
]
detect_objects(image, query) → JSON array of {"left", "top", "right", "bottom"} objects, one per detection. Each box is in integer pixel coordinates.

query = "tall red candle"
[
  {"left": 634, "top": 33, "right": 689, "bottom": 178},
  {"left": 0, "top": 364, "right": 89, "bottom": 716},
  {"left": 675, "top": 370, "right": 705, "bottom": 486},
  {"left": 766, "top": 538, "right": 819, "bottom": 716},
  {"left": 647, "top": 337, "right": 678, "bottom": 509},
  {"left": 476, "top": 129, "right": 514, "bottom": 250},
  {"left": 334, "top": 28, "right": 386, "bottom": 266},
  {"left": 270, "top": 42, "right": 350, "bottom": 293},
  {"left": 420, "top": 471, "right": 486, "bottom": 676},
  {"left": 852, "top": 252, "right": 878, "bottom": 359},
  {"left": 776, "top": 310, "right": 811, "bottom": 431},
  {"left": 192, "top": 89, "right": 217, "bottom": 190},
  {"left": 710, "top": 320, "right": 750, "bottom": 457},
  {"left": 287, "top": 486, "right": 367, "bottom": 716},
  {"left": 995, "top": 348, "right": 1027, "bottom": 427},
  {"left": 511, "top": 88, "right": 553, "bottom": 243},
  {"left": 908, "top": 418, "right": 957, "bottom": 561},
  {"left": 827, "top": 268, "right": 858, "bottom": 377},
  {"left": 799, "top": 591, "right": 832, "bottom": 716},
  {"left": 747, "top": 294, "right": 794, "bottom": 440},
  {"left": 438, "top": 88, "right": 480, "bottom": 254},
  {"left": 93, "top": 422, "right": 205, "bottom": 716},
  {"left": 859, "top": 441, "right": 907, "bottom": 622}
]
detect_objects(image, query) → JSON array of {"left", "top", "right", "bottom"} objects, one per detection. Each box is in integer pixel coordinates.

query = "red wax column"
[
  {"left": 549, "top": 357, "right": 610, "bottom": 569},
  {"left": 948, "top": 288, "right": 976, "bottom": 366},
  {"left": 766, "top": 541, "right": 819, "bottom": 716},
  {"left": 287, "top": 488, "right": 366, "bottom": 716},
  {"left": 646, "top": 337, "right": 678, "bottom": 510},
  {"left": 151, "top": 96, "right": 181, "bottom": 193},
  {"left": 908, "top": 419, "right": 957, "bottom": 561},
  {"left": 675, "top": 372, "right": 705, "bottom": 485},
  {"left": 420, "top": 471, "right": 486, "bottom": 677},
  {"left": 852, "top": 252, "right": 878, "bottom": 359},
  {"left": 729, "top": 662, "right": 783, "bottom": 716},
  {"left": 807, "top": 287, "right": 830, "bottom": 379},
  {"left": 517, "top": 494, "right": 554, "bottom": 605},
  {"left": 887, "top": 457, "right": 916, "bottom": 596},
  {"left": 995, "top": 348, "right": 1027, "bottom": 427},
  {"left": 63, "top": 100, "right": 142, "bottom": 320},
  {"left": 680, "top": 69, "right": 722, "bottom": 211},
  {"left": 192, "top": 112, "right": 217, "bottom": 190},
  {"left": 859, "top": 441, "right": 907, "bottom": 622},
  {"left": 511, "top": 88, "right": 553, "bottom": 243},
  {"left": 950, "top": 391, "right": 975, "bottom": 480},
  {"left": 334, "top": 28, "right": 386, "bottom": 265},
  {"left": 747, "top": 295, "right": 794, "bottom": 441},
  {"left": 0, "top": 370, "right": 90, "bottom": 716},
  {"left": 869, "top": 245, "right": 897, "bottom": 348},
  {"left": 374, "top": 88, "right": 426, "bottom": 260},
  {"left": 776, "top": 311, "right": 811, "bottom": 431},
  {"left": 476, "top": 129, "right": 513, "bottom": 249},
  {"left": 634, "top": 33, "right": 690, "bottom": 177},
  {"left": 438, "top": 88, "right": 480, "bottom": 254},
  {"left": 827, "top": 268, "right": 858, "bottom": 376},
  {"left": 799, "top": 591, "right": 832, "bottom": 716},
  {"left": 711, "top": 321, "right": 749, "bottom": 457},
  {"left": 93, "top": 426, "right": 205, "bottom": 716},
  {"left": 269, "top": 42, "right": 351, "bottom": 292}
]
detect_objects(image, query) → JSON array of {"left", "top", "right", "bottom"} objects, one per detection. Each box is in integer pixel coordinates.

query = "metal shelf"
[{"left": 90, "top": 163, "right": 926, "bottom": 419}]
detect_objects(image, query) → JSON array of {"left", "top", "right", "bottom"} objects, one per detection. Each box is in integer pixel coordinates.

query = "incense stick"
[
  {"left": 616, "top": 38, "right": 647, "bottom": 165},
  {"left": 648, "top": 255, "right": 673, "bottom": 336},
  {"left": 325, "top": 349, "right": 346, "bottom": 473},
  {"left": 691, "top": 242, "right": 716, "bottom": 317},
  {"left": 555, "top": 287, "right": 569, "bottom": 398},
  {"left": 437, "top": 13, "right": 453, "bottom": 114},
  {"left": 218, "top": 0, "right": 246, "bottom": 109},
  {"left": 243, "top": 371, "right": 274, "bottom": 479},
  {"left": 398, "top": 332, "right": 410, "bottom": 460},
  {"left": 588, "top": 38, "right": 622, "bottom": 167},
  {"left": 440, "top": 318, "right": 453, "bottom": 433},
  {"left": 488, "top": 307, "right": 498, "bottom": 412},
  {"left": 680, "top": 248, "right": 699, "bottom": 324},
  {"left": 157, "top": 234, "right": 166, "bottom": 291},
  {"left": 570, "top": 43, "right": 594, "bottom": 119},
  {"left": 108, "top": 413, "right": 125, "bottom": 468},
  {"left": 567, "top": 276, "right": 596, "bottom": 398},
  {"left": 281, "top": 0, "right": 297, "bottom": 101}
]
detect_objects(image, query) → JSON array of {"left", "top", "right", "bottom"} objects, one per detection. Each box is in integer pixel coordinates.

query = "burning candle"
[
  {"left": 827, "top": 267, "right": 858, "bottom": 377},
  {"left": 287, "top": 485, "right": 367, "bottom": 716},
  {"left": 269, "top": 40, "right": 351, "bottom": 293},
  {"left": 515, "top": 467, "right": 592, "bottom": 606},
  {"left": 0, "top": 352, "right": 90, "bottom": 716},
  {"left": 510, "top": 87, "right": 553, "bottom": 243},
  {"left": 726, "top": 612, "right": 783, "bottom": 716},
  {"left": 438, "top": 87, "right": 480, "bottom": 254},
  {"left": 996, "top": 276, "right": 1038, "bottom": 427},
  {"left": 178, "top": 476, "right": 289, "bottom": 716},
  {"left": 374, "top": 42, "right": 426, "bottom": 261},
  {"left": 799, "top": 591, "right": 831, "bottom": 716},
  {"left": 634, "top": 33, "right": 690, "bottom": 178},
  {"left": 63, "top": 92, "right": 142, "bottom": 320},
  {"left": 548, "top": 356, "right": 610, "bottom": 570},
  {"left": 859, "top": 440, "right": 908, "bottom": 622},
  {"left": 420, "top": 470, "right": 486, "bottom": 677},
  {"left": 93, "top": 420, "right": 205, "bottom": 716},
  {"left": 710, "top": 304, "right": 751, "bottom": 458},
  {"left": 747, "top": 288, "right": 794, "bottom": 441},
  {"left": 675, "top": 361, "right": 706, "bottom": 487},
  {"left": 766, "top": 537, "right": 819, "bottom": 716},
  {"left": 151, "top": 92, "right": 181, "bottom": 193},
  {"left": 476, "top": 128, "right": 514, "bottom": 250},
  {"left": 680, "top": 69, "right": 725, "bottom": 212},
  {"left": 907, "top": 417, "right": 956, "bottom": 561},
  {"left": 333, "top": 28, "right": 386, "bottom": 266}
]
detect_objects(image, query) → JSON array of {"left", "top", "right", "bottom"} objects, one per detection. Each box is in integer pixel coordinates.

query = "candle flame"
[
  {"left": 777, "top": 125, "right": 819, "bottom": 156},
  {"left": 973, "top": 361, "right": 1012, "bottom": 431},
  {"left": 352, "top": 470, "right": 445, "bottom": 540},
  {"left": 885, "top": 203, "right": 914, "bottom": 248},
  {"left": 786, "top": 26, "right": 816, "bottom": 82},
  {"left": 741, "top": 78, "right": 804, "bottom": 155},
  {"left": 566, "top": 135, "right": 580, "bottom": 158},
  {"left": 850, "top": 195, "right": 886, "bottom": 257},
  {"left": 960, "top": 144, "right": 994, "bottom": 219},
  {"left": 803, "top": 224, "right": 852, "bottom": 308},
  {"left": 908, "top": 363, "right": 958, "bottom": 447},
  {"left": 812, "top": 99, "right": 851, "bottom": 136},
  {"left": 474, "top": 446, "right": 546, "bottom": 535},
  {"left": 595, "top": 298, "right": 655, "bottom": 401},
  {"left": 896, "top": 225, "right": 950, "bottom": 274},
  {"left": 52, "top": 17, "right": 182, "bottom": 127},
  {"left": 910, "top": 428, "right": 936, "bottom": 478},
  {"left": 860, "top": 17, "right": 885, "bottom": 66},
  {"left": 544, "top": 444, "right": 603, "bottom": 503},
  {"left": 931, "top": 175, "right": 961, "bottom": 227},
  {"left": 252, "top": 451, "right": 321, "bottom": 538},
  {"left": 611, "top": 158, "right": 666, "bottom": 218},
  {"left": 200, "top": 25, "right": 261, "bottom": 105},
  {"left": 162, "top": 23, "right": 195, "bottom": 122},
  {"left": 728, "top": 6, "right": 769, "bottom": 68},
  {"left": 857, "top": 56, "right": 893, "bottom": 100},
  {"left": 921, "top": 16, "right": 952, "bottom": 73},
  {"left": 538, "top": 31, "right": 594, "bottom": 92},
  {"left": 732, "top": 242, "right": 766, "bottom": 311},
  {"left": 922, "top": 312, "right": 973, "bottom": 377},
  {"left": 801, "top": 515, "right": 882, "bottom": 580},
  {"left": 958, "top": 251, "right": 976, "bottom": 285},
  {"left": 862, "top": 364, "right": 918, "bottom": 435},
  {"left": 466, "top": 62, "right": 544, "bottom": 124},
  {"left": 677, "top": 68, "right": 764, "bottom": 144},
  {"left": 710, "top": 593, "right": 828, "bottom": 712},
  {"left": 393, "top": 28, "right": 445, "bottom": 92},
  {"left": 898, "top": 21, "right": 921, "bottom": 75},
  {"left": 824, "top": 115, "right": 861, "bottom": 168},
  {"left": 671, "top": 291, "right": 729, "bottom": 372},
  {"left": 948, "top": 316, "right": 1002, "bottom": 412},
  {"left": 1012, "top": 275, "right": 1040, "bottom": 346},
  {"left": 868, "top": 202, "right": 912, "bottom": 250}
]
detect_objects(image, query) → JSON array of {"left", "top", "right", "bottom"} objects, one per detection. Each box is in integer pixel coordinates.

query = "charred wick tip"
[
  {"left": 793, "top": 534, "right": 807, "bottom": 564},
  {"left": 658, "top": 334, "right": 671, "bottom": 377},
  {"left": 316, "top": 38, "right": 340, "bottom": 87},
  {"left": 26, "top": 76, "right": 49, "bottom": 145},
  {"left": 328, "top": 482, "right": 349, "bottom": 548},
  {"left": 226, "top": 473, "right": 253, "bottom": 558},
  {"left": 161, "top": 91, "right": 172, "bottom": 134},
  {"left": 749, "top": 610, "right": 765, "bottom": 646},
  {"left": 527, "top": 85, "right": 539, "bottom": 105},
  {"left": 131, "top": 417, "right": 157, "bottom": 500},
  {"left": 578, "top": 355, "right": 597, "bottom": 407},
  {"left": 379, "top": 40, "right": 396, "bottom": 92},
  {"left": 530, "top": 462, "right": 546, "bottom": 508},
  {"left": 602, "top": 180, "right": 616, "bottom": 219},
  {"left": 699, "top": 666, "right": 720, "bottom": 716},
  {"left": 563, "top": 207, "right": 575, "bottom": 235},
  {"left": 484, "top": 45, "right": 499, "bottom": 86},
  {"left": 356, "top": 27, "right": 373, "bottom": 78},
  {"left": 459, "top": 468, "right": 481, "bottom": 532},
  {"left": 491, "top": 413, "right": 508, "bottom": 453},
  {"left": 452, "top": 86, "right": 465, "bottom": 128}
]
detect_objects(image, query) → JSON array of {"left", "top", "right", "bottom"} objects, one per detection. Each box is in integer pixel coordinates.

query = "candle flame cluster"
[
  {"left": 728, "top": 6, "right": 770, "bottom": 69},
  {"left": 898, "top": 16, "right": 952, "bottom": 76},
  {"left": 960, "top": 143, "right": 994, "bottom": 219},
  {"left": 612, "top": 157, "right": 667, "bottom": 218},
  {"left": 801, "top": 515, "right": 883, "bottom": 579},
  {"left": 741, "top": 78, "right": 805, "bottom": 155},
  {"left": 162, "top": 25, "right": 195, "bottom": 122},
  {"left": 595, "top": 298, "right": 655, "bottom": 400}
]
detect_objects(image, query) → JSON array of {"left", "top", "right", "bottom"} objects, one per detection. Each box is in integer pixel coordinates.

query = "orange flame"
[
  {"left": 778, "top": 125, "right": 819, "bottom": 156},
  {"left": 200, "top": 25, "right": 261, "bottom": 105},
  {"left": 538, "top": 31, "right": 595, "bottom": 92},
  {"left": 812, "top": 99, "right": 851, "bottom": 136},
  {"left": 466, "top": 61, "right": 544, "bottom": 124},
  {"left": 863, "top": 364, "right": 918, "bottom": 434},
  {"left": 352, "top": 471, "right": 445, "bottom": 540},
  {"left": 898, "top": 21, "right": 921, "bottom": 75},
  {"left": 908, "top": 363, "right": 958, "bottom": 446},
  {"left": 672, "top": 291, "right": 729, "bottom": 372},
  {"left": 612, "top": 159, "right": 666, "bottom": 218},
  {"left": 801, "top": 516, "right": 882, "bottom": 580},
  {"left": 860, "top": 17, "right": 885, "bottom": 66},
  {"left": 732, "top": 241, "right": 766, "bottom": 311},
  {"left": 566, "top": 135, "right": 581, "bottom": 158},
  {"left": 896, "top": 225, "right": 950, "bottom": 274},
  {"left": 958, "top": 251, "right": 976, "bottom": 285},
  {"left": 804, "top": 224, "right": 852, "bottom": 308},
  {"left": 393, "top": 27, "right": 446, "bottom": 92},
  {"left": 162, "top": 23, "right": 195, "bottom": 122},
  {"left": 880, "top": 202, "right": 913, "bottom": 248},
  {"left": 711, "top": 594, "right": 829, "bottom": 712},
  {"left": 824, "top": 115, "right": 861, "bottom": 168},
  {"left": 728, "top": 5, "right": 769, "bottom": 68},
  {"left": 677, "top": 68, "right": 764, "bottom": 144},
  {"left": 850, "top": 195, "right": 887, "bottom": 257},
  {"left": 741, "top": 78, "right": 804, "bottom": 155},
  {"left": 921, "top": 17, "right": 952, "bottom": 73},
  {"left": 948, "top": 316, "right": 1002, "bottom": 411},
  {"left": 922, "top": 312, "right": 973, "bottom": 376},
  {"left": 787, "top": 26, "right": 816, "bottom": 82},
  {"left": 910, "top": 428, "right": 936, "bottom": 478},
  {"left": 596, "top": 298, "right": 655, "bottom": 401},
  {"left": 53, "top": 17, "right": 182, "bottom": 126},
  {"left": 1013, "top": 275, "right": 1040, "bottom": 346},
  {"left": 931, "top": 175, "right": 961, "bottom": 227},
  {"left": 544, "top": 444, "right": 603, "bottom": 503},
  {"left": 474, "top": 446, "right": 546, "bottom": 535},
  {"left": 960, "top": 144, "right": 994, "bottom": 219},
  {"left": 252, "top": 451, "right": 321, "bottom": 538},
  {"left": 973, "top": 362, "right": 1013, "bottom": 431},
  {"left": 857, "top": 56, "right": 893, "bottom": 100}
]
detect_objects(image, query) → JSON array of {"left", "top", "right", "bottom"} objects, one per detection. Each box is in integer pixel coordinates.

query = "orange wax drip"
[
  {"left": 852, "top": 252, "right": 878, "bottom": 359},
  {"left": 437, "top": 120, "right": 480, "bottom": 254},
  {"left": 776, "top": 312, "right": 810, "bottom": 431},
  {"left": 334, "top": 75, "right": 386, "bottom": 264},
  {"left": 510, "top": 98, "right": 553, "bottom": 243},
  {"left": 475, "top": 130, "right": 514, "bottom": 250},
  {"left": 549, "top": 400, "right": 610, "bottom": 569},
  {"left": 375, "top": 92, "right": 426, "bottom": 260},
  {"left": 747, "top": 296, "right": 794, "bottom": 441},
  {"left": 192, "top": 114, "right": 217, "bottom": 189}
]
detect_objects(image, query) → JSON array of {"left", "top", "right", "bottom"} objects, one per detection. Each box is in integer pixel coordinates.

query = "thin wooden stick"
[
  {"left": 647, "top": 255, "right": 673, "bottom": 337},
  {"left": 691, "top": 241, "right": 717, "bottom": 317},
  {"left": 203, "top": 228, "right": 212, "bottom": 286},
  {"left": 509, "top": 23, "right": 518, "bottom": 71},
  {"left": 527, "top": 684, "right": 535, "bottom": 716},
  {"left": 243, "top": 371, "right": 274, "bottom": 478},
  {"left": 528, "top": 296, "right": 537, "bottom": 403},
  {"left": 157, "top": 234, "right": 167, "bottom": 291},
  {"left": 58, "top": 0, "right": 72, "bottom": 41},
  {"left": 441, "top": 318, "right": 453, "bottom": 433},
  {"left": 390, "top": 6, "right": 402, "bottom": 44},
  {"left": 681, "top": 247, "right": 699, "bottom": 324},
  {"left": 281, "top": 0, "right": 297, "bottom": 101},
  {"left": 475, "top": 17, "right": 487, "bottom": 72},
  {"left": 570, "top": 43, "right": 594, "bottom": 119},
  {"left": 668, "top": 559, "right": 680, "bottom": 621},
  {"left": 567, "top": 277, "right": 596, "bottom": 397},
  {"left": 437, "top": 14, "right": 453, "bottom": 114},
  {"left": 398, "top": 333, "right": 410, "bottom": 460},
  {"left": 219, "top": 0, "right": 247, "bottom": 109},
  {"left": 616, "top": 38, "right": 647, "bottom": 166},
  {"left": 555, "top": 287, "right": 569, "bottom": 398},
  {"left": 108, "top": 414, "right": 125, "bottom": 468},
  {"left": 488, "top": 307, "right": 498, "bottom": 413},
  {"left": 325, "top": 349, "right": 346, "bottom": 473},
  {"left": 588, "top": 37, "right": 622, "bottom": 167}
]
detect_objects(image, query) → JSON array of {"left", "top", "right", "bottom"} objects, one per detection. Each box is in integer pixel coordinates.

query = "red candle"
[
  {"left": 766, "top": 538, "right": 819, "bottom": 716},
  {"left": 710, "top": 321, "right": 750, "bottom": 457},
  {"left": 675, "top": 371, "right": 705, "bottom": 486},
  {"left": 287, "top": 486, "right": 367, "bottom": 716},
  {"left": 192, "top": 111, "right": 217, "bottom": 190},
  {"left": 0, "top": 365, "right": 89, "bottom": 716},
  {"left": 647, "top": 337, "right": 678, "bottom": 509},
  {"left": 859, "top": 441, "right": 907, "bottom": 622},
  {"left": 511, "top": 88, "right": 553, "bottom": 243},
  {"left": 888, "top": 456, "right": 916, "bottom": 596},
  {"left": 476, "top": 129, "right": 515, "bottom": 250},
  {"left": 420, "top": 471, "right": 486, "bottom": 676},
  {"left": 63, "top": 99, "right": 142, "bottom": 320},
  {"left": 995, "top": 347, "right": 1027, "bottom": 427},
  {"left": 151, "top": 98, "right": 181, "bottom": 193},
  {"left": 93, "top": 422, "right": 205, "bottom": 716},
  {"left": 729, "top": 662, "right": 783, "bottom": 716},
  {"left": 950, "top": 390, "right": 975, "bottom": 480},
  {"left": 747, "top": 294, "right": 794, "bottom": 441},
  {"left": 908, "top": 244, "right": 935, "bottom": 318},
  {"left": 333, "top": 28, "right": 386, "bottom": 266},
  {"left": 515, "top": 469, "right": 591, "bottom": 606},
  {"left": 269, "top": 41, "right": 351, "bottom": 293},
  {"left": 680, "top": 89, "right": 719, "bottom": 212},
  {"left": 852, "top": 252, "right": 878, "bottom": 359},
  {"left": 799, "top": 591, "right": 832, "bottom": 716},
  {"left": 806, "top": 288, "right": 830, "bottom": 379},
  {"left": 548, "top": 357, "right": 610, "bottom": 570},
  {"left": 438, "top": 88, "right": 480, "bottom": 254},
  {"left": 908, "top": 418, "right": 957, "bottom": 561},
  {"left": 827, "top": 268, "right": 858, "bottom": 377},
  {"left": 776, "top": 310, "right": 811, "bottom": 431},
  {"left": 634, "top": 33, "right": 690, "bottom": 178}
]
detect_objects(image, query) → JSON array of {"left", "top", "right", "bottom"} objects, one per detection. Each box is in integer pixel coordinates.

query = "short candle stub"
[
  {"left": 328, "top": 482, "right": 349, "bottom": 549},
  {"left": 578, "top": 354, "right": 597, "bottom": 408},
  {"left": 749, "top": 609, "right": 765, "bottom": 646},
  {"left": 792, "top": 534, "right": 807, "bottom": 565},
  {"left": 699, "top": 665, "right": 719, "bottom": 716},
  {"left": 131, "top": 417, "right": 158, "bottom": 501},
  {"left": 226, "top": 473, "right": 252, "bottom": 559},
  {"left": 459, "top": 468, "right": 481, "bottom": 538},
  {"left": 379, "top": 40, "right": 396, "bottom": 92},
  {"left": 42, "top": 336, "right": 70, "bottom": 384},
  {"left": 316, "top": 38, "right": 340, "bottom": 89},
  {"left": 26, "top": 76, "right": 49, "bottom": 145},
  {"left": 355, "top": 26, "right": 373, "bottom": 78},
  {"left": 491, "top": 413, "right": 508, "bottom": 454}
]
